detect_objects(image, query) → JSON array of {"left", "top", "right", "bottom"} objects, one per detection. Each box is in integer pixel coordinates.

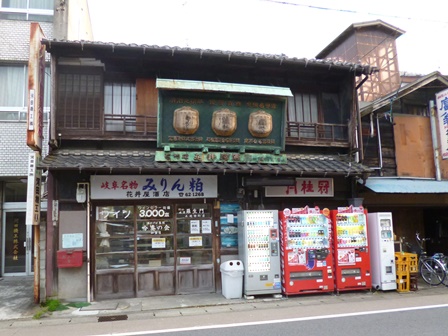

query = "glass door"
[{"left": 2, "top": 211, "right": 34, "bottom": 275}]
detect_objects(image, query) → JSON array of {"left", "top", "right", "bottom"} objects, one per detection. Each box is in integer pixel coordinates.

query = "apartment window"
[
  {"left": 0, "top": 64, "right": 50, "bottom": 121},
  {"left": 104, "top": 81, "right": 136, "bottom": 131},
  {"left": 57, "top": 69, "right": 103, "bottom": 130},
  {"left": 0, "top": 0, "right": 53, "bottom": 21}
]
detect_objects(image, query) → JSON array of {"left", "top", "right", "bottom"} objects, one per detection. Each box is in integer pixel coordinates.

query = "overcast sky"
[{"left": 87, "top": 0, "right": 448, "bottom": 75}]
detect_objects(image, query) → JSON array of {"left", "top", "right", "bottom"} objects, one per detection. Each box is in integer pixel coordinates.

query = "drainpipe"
[
  {"left": 375, "top": 113, "right": 383, "bottom": 172},
  {"left": 86, "top": 183, "right": 91, "bottom": 302},
  {"left": 368, "top": 113, "right": 383, "bottom": 173},
  {"left": 430, "top": 100, "right": 442, "bottom": 181}
]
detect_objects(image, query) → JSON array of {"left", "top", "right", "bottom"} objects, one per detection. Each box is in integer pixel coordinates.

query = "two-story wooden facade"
[
  {"left": 359, "top": 71, "right": 448, "bottom": 255},
  {"left": 39, "top": 39, "right": 375, "bottom": 301}
]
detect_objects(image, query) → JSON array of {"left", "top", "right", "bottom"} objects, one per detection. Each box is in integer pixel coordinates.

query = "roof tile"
[{"left": 39, "top": 150, "right": 372, "bottom": 177}]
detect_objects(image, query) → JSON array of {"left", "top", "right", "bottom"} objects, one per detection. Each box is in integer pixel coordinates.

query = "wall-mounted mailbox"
[{"left": 57, "top": 249, "right": 83, "bottom": 268}]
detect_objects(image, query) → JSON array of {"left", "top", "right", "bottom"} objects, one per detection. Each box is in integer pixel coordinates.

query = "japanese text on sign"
[
  {"left": 91, "top": 175, "right": 218, "bottom": 200},
  {"left": 436, "top": 88, "right": 448, "bottom": 159},
  {"left": 264, "top": 178, "right": 334, "bottom": 197}
]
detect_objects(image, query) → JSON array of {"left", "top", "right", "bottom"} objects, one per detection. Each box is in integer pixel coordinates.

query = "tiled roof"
[
  {"left": 42, "top": 39, "right": 377, "bottom": 76},
  {"left": 39, "top": 150, "right": 372, "bottom": 177}
]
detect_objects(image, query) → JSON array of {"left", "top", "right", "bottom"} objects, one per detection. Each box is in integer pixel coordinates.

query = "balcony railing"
[
  {"left": 102, "top": 114, "right": 158, "bottom": 139},
  {"left": 57, "top": 115, "right": 349, "bottom": 147},
  {"left": 285, "top": 121, "right": 349, "bottom": 146}
]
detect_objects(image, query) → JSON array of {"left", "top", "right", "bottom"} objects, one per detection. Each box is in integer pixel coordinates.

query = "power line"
[{"left": 259, "top": 0, "right": 448, "bottom": 24}]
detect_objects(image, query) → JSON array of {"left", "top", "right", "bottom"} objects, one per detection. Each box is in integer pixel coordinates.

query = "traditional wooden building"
[
  {"left": 316, "top": 20, "right": 405, "bottom": 103},
  {"left": 39, "top": 39, "right": 375, "bottom": 301},
  {"left": 359, "top": 71, "right": 448, "bottom": 254}
]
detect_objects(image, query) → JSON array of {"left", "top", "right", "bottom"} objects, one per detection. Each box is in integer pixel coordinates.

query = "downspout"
[
  {"left": 430, "top": 100, "right": 442, "bottom": 181},
  {"left": 374, "top": 112, "right": 383, "bottom": 172},
  {"left": 355, "top": 74, "right": 369, "bottom": 163},
  {"left": 86, "top": 183, "right": 91, "bottom": 302}
]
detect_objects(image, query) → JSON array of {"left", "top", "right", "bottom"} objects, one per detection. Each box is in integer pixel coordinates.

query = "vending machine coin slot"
[
  {"left": 315, "top": 248, "right": 329, "bottom": 260},
  {"left": 341, "top": 268, "right": 361, "bottom": 276},
  {"left": 290, "top": 270, "right": 323, "bottom": 279},
  {"left": 307, "top": 249, "right": 316, "bottom": 260},
  {"left": 271, "top": 241, "right": 279, "bottom": 256}
]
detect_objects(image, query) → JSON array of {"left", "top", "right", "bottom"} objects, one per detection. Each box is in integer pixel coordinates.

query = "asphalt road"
[
  {"left": 2, "top": 294, "right": 448, "bottom": 336},
  {"left": 90, "top": 304, "right": 448, "bottom": 336}
]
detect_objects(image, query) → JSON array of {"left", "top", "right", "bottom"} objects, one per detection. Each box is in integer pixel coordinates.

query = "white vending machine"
[
  {"left": 238, "top": 210, "right": 282, "bottom": 297},
  {"left": 367, "top": 212, "right": 396, "bottom": 291}
]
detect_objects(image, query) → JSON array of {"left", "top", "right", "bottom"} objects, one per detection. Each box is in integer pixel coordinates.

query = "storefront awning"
[
  {"left": 363, "top": 178, "right": 448, "bottom": 193},
  {"left": 156, "top": 78, "right": 293, "bottom": 97},
  {"left": 38, "top": 150, "right": 372, "bottom": 177}
]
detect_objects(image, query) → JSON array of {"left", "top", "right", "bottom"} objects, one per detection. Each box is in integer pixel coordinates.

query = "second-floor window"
[
  {"left": 287, "top": 91, "right": 347, "bottom": 141},
  {"left": 104, "top": 81, "right": 136, "bottom": 131},
  {"left": 57, "top": 69, "right": 102, "bottom": 130}
]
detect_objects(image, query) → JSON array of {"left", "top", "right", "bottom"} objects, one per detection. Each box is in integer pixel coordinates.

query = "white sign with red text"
[{"left": 264, "top": 178, "right": 333, "bottom": 197}]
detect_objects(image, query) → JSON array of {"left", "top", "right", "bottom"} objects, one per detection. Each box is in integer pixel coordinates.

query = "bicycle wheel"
[
  {"left": 439, "top": 256, "right": 448, "bottom": 287},
  {"left": 420, "top": 257, "right": 446, "bottom": 286}
]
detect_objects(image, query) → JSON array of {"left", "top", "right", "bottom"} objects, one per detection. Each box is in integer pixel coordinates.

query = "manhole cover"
[{"left": 98, "top": 315, "right": 128, "bottom": 322}]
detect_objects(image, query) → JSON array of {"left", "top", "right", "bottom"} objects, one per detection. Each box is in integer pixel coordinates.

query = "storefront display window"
[{"left": 94, "top": 202, "right": 214, "bottom": 298}]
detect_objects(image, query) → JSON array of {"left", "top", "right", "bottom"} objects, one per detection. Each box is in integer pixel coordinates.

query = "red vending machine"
[
  {"left": 331, "top": 205, "right": 371, "bottom": 293},
  {"left": 279, "top": 206, "right": 334, "bottom": 295}
]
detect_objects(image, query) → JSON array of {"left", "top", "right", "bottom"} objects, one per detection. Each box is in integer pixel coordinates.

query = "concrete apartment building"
[{"left": 0, "top": 0, "right": 91, "bottom": 301}]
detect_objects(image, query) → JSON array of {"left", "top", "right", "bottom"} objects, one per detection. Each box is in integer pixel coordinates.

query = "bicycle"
[
  {"left": 414, "top": 232, "right": 446, "bottom": 286},
  {"left": 399, "top": 233, "right": 446, "bottom": 286}
]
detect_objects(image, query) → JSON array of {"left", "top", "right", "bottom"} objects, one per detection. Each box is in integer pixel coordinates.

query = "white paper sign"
[
  {"left": 202, "top": 219, "right": 212, "bottom": 233},
  {"left": 180, "top": 257, "right": 191, "bottom": 265},
  {"left": 189, "top": 236, "right": 203, "bottom": 247},
  {"left": 152, "top": 238, "right": 166, "bottom": 248},
  {"left": 62, "top": 233, "right": 83, "bottom": 249},
  {"left": 190, "top": 220, "right": 200, "bottom": 234}
]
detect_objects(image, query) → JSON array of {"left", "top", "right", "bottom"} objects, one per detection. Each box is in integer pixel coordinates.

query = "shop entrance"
[
  {"left": 2, "top": 211, "right": 34, "bottom": 275},
  {"left": 93, "top": 202, "right": 216, "bottom": 299}
]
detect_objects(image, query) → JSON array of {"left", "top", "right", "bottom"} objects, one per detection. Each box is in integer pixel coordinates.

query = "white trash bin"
[{"left": 220, "top": 260, "right": 244, "bottom": 299}]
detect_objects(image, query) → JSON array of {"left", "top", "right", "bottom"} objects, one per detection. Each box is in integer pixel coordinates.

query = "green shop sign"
[
  {"left": 155, "top": 151, "right": 287, "bottom": 164},
  {"left": 157, "top": 90, "right": 286, "bottom": 153}
]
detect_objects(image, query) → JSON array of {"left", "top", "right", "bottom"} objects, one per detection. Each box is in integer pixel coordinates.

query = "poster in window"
[
  {"left": 152, "top": 238, "right": 166, "bottom": 249},
  {"left": 189, "top": 236, "right": 203, "bottom": 247},
  {"left": 220, "top": 203, "right": 241, "bottom": 248},
  {"left": 190, "top": 220, "right": 200, "bottom": 234},
  {"left": 202, "top": 219, "right": 212, "bottom": 233}
]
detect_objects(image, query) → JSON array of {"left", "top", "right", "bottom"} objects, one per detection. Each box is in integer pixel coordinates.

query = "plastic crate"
[
  {"left": 395, "top": 261, "right": 409, "bottom": 274},
  {"left": 410, "top": 273, "right": 418, "bottom": 291},
  {"left": 396, "top": 273, "right": 410, "bottom": 292},
  {"left": 395, "top": 252, "right": 418, "bottom": 274},
  {"left": 408, "top": 255, "right": 418, "bottom": 274}
]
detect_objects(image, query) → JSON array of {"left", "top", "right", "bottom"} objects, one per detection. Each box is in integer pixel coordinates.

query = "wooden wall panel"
[
  {"left": 136, "top": 78, "right": 158, "bottom": 117},
  {"left": 393, "top": 115, "right": 434, "bottom": 178}
]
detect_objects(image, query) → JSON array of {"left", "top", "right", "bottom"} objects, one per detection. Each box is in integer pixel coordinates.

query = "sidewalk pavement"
[{"left": 1, "top": 275, "right": 448, "bottom": 329}]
